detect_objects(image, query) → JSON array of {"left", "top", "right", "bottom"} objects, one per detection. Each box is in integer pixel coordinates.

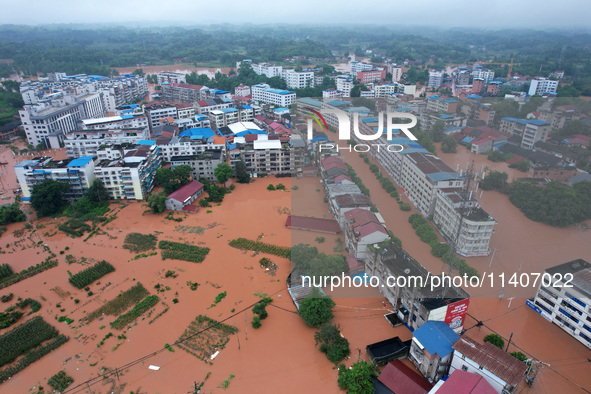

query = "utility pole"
[
  {"left": 525, "top": 360, "right": 540, "bottom": 387},
  {"left": 505, "top": 332, "right": 513, "bottom": 352}
]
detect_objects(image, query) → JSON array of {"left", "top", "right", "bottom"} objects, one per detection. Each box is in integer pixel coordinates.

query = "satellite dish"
[{"left": 404, "top": 269, "right": 411, "bottom": 274}]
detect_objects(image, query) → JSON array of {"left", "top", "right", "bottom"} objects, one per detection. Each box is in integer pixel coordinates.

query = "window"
[{"left": 461, "top": 365, "right": 468, "bottom": 371}]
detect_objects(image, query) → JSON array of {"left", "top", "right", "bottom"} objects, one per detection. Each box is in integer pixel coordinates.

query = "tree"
[
  {"left": 146, "top": 192, "right": 166, "bottom": 213},
  {"left": 206, "top": 184, "right": 227, "bottom": 203},
  {"left": 214, "top": 162, "right": 234, "bottom": 185},
  {"left": 132, "top": 68, "right": 145, "bottom": 77},
  {"left": 155, "top": 165, "right": 192, "bottom": 194},
  {"left": 267, "top": 184, "right": 275, "bottom": 191},
  {"left": 298, "top": 287, "right": 336, "bottom": 328},
  {"left": 510, "top": 351, "right": 528, "bottom": 362},
  {"left": 0, "top": 202, "right": 26, "bottom": 225},
  {"left": 484, "top": 333, "right": 505, "bottom": 349},
  {"left": 314, "top": 323, "right": 350, "bottom": 364},
  {"left": 480, "top": 171, "right": 508, "bottom": 191},
  {"left": 560, "top": 119, "right": 590, "bottom": 136},
  {"left": 441, "top": 135, "right": 457, "bottom": 153},
  {"left": 30, "top": 180, "right": 69, "bottom": 217},
  {"left": 430, "top": 120, "right": 445, "bottom": 142},
  {"left": 509, "top": 159, "right": 530, "bottom": 172},
  {"left": 86, "top": 179, "right": 109, "bottom": 202},
  {"left": 234, "top": 159, "right": 250, "bottom": 183},
  {"left": 338, "top": 361, "right": 378, "bottom": 393}
]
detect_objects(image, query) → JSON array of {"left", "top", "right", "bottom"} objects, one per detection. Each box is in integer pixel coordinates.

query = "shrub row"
[
  {"left": 58, "top": 219, "right": 92, "bottom": 237},
  {"left": 0, "top": 316, "right": 59, "bottom": 368},
  {"left": 345, "top": 164, "right": 370, "bottom": 196},
  {"left": 0, "top": 259, "right": 58, "bottom": 290},
  {"left": 68, "top": 260, "right": 115, "bottom": 289},
  {"left": 228, "top": 238, "right": 291, "bottom": 259},
  {"left": 159, "top": 240, "right": 210, "bottom": 263},
  {"left": 110, "top": 295, "right": 159, "bottom": 330}
]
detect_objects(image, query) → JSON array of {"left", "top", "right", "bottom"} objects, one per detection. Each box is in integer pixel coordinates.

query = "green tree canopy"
[
  {"left": 484, "top": 333, "right": 504, "bottom": 349},
  {"left": 298, "top": 287, "right": 336, "bottom": 328},
  {"left": 441, "top": 135, "right": 457, "bottom": 153},
  {"left": 146, "top": 192, "right": 166, "bottom": 213},
  {"left": 155, "top": 165, "right": 192, "bottom": 195},
  {"left": 30, "top": 180, "right": 69, "bottom": 217},
  {"left": 86, "top": 179, "right": 109, "bottom": 202},
  {"left": 314, "top": 323, "right": 350, "bottom": 364},
  {"left": 214, "top": 162, "right": 234, "bottom": 185},
  {"left": 430, "top": 120, "right": 445, "bottom": 142},
  {"left": 234, "top": 159, "right": 250, "bottom": 184},
  {"left": 0, "top": 202, "right": 26, "bottom": 225},
  {"left": 338, "top": 361, "right": 379, "bottom": 394}
]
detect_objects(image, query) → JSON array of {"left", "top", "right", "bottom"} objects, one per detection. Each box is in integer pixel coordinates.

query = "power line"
[{"left": 63, "top": 290, "right": 283, "bottom": 394}]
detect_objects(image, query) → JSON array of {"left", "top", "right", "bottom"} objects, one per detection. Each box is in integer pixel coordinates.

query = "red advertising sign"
[{"left": 445, "top": 298, "right": 470, "bottom": 331}]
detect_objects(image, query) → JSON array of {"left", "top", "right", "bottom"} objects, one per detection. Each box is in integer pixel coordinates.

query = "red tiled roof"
[
  {"left": 345, "top": 208, "right": 379, "bottom": 227},
  {"left": 182, "top": 205, "right": 199, "bottom": 213},
  {"left": 354, "top": 221, "right": 388, "bottom": 238},
  {"left": 378, "top": 360, "right": 432, "bottom": 394},
  {"left": 285, "top": 215, "right": 340, "bottom": 234},
  {"left": 452, "top": 336, "right": 528, "bottom": 389},
  {"left": 212, "top": 136, "right": 226, "bottom": 145},
  {"left": 506, "top": 155, "right": 524, "bottom": 165},
  {"left": 333, "top": 175, "right": 353, "bottom": 183},
  {"left": 167, "top": 180, "right": 204, "bottom": 203},
  {"left": 173, "top": 103, "right": 193, "bottom": 109},
  {"left": 244, "top": 134, "right": 258, "bottom": 142},
  {"left": 346, "top": 253, "right": 364, "bottom": 271},
  {"left": 472, "top": 137, "right": 492, "bottom": 146},
  {"left": 436, "top": 370, "right": 497, "bottom": 394}
]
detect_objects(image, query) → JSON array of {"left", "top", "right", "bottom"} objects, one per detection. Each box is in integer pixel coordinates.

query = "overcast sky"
[{"left": 2, "top": 0, "right": 590, "bottom": 29}]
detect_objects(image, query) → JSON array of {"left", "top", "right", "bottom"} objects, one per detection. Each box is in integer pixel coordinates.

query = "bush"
[
  {"left": 48, "top": 371, "right": 74, "bottom": 392},
  {"left": 510, "top": 351, "right": 528, "bottom": 362},
  {"left": 484, "top": 333, "right": 504, "bottom": 349},
  {"left": 315, "top": 236, "right": 325, "bottom": 243},
  {"left": 314, "top": 323, "right": 350, "bottom": 364},
  {"left": 110, "top": 295, "right": 159, "bottom": 329},
  {"left": 298, "top": 288, "right": 335, "bottom": 328},
  {"left": 68, "top": 260, "right": 115, "bottom": 289},
  {"left": 267, "top": 184, "right": 275, "bottom": 191},
  {"left": 251, "top": 315, "right": 262, "bottom": 329},
  {"left": 276, "top": 183, "right": 286, "bottom": 190},
  {"left": 159, "top": 240, "right": 210, "bottom": 263},
  {"left": 399, "top": 202, "right": 411, "bottom": 211},
  {"left": 228, "top": 238, "right": 290, "bottom": 259},
  {"left": 431, "top": 243, "right": 451, "bottom": 258},
  {"left": 338, "top": 361, "right": 378, "bottom": 393}
]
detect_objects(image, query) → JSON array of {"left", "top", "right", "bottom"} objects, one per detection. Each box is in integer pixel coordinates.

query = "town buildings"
[
  {"left": 429, "top": 70, "right": 444, "bottom": 88},
  {"left": 251, "top": 83, "right": 296, "bottom": 106},
  {"left": 157, "top": 72, "right": 186, "bottom": 85},
  {"left": 528, "top": 77, "right": 559, "bottom": 96}
]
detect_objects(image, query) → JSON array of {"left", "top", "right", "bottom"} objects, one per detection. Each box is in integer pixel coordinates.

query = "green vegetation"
[
  {"left": 178, "top": 315, "right": 238, "bottom": 361},
  {"left": 314, "top": 323, "right": 350, "bottom": 364},
  {"left": 0, "top": 202, "right": 26, "bottom": 226},
  {"left": 221, "top": 373, "right": 235, "bottom": 389},
  {"left": 159, "top": 240, "right": 211, "bottom": 263},
  {"left": 234, "top": 159, "right": 250, "bottom": 184},
  {"left": 291, "top": 243, "right": 348, "bottom": 280},
  {"left": 110, "top": 295, "right": 159, "bottom": 330},
  {"left": 47, "top": 371, "right": 74, "bottom": 392},
  {"left": 68, "top": 260, "right": 115, "bottom": 289},
  {"left": 511, "top": 351, "right": 528, "bottom": 362},
  {"left": 509, "top": 159, "right": 530, "bottom": 172},
  {"left": 441, "top": 135, "right": 457, "bottom": 153},
  {"left": 251, "top": 297, "right": 273, "bottom": 328},
  {"left": 487, "top": 150, "right": 515, "bottom": 163},
  {"left": 155, "top": 165, "right": 192, "bottom": 195},
  {"left": 30, "top": 180, "right": 70, "bottom": 217},
  {"left": 345, "top": 164, "right": 370, "bottom": 196},
  {"left": 211, "top": 291, "right": 227, "bottom": 308},
  {"left": 0, "top": 81, "right": 24, "bottom": 126},
  {"left": 484, "top": 333, "right": 505, "bottom": 349},
  {"left": 267, "top": 184, "right": 275, "bottom": 191},
  {"left": 298, "top": 287, "right": 336, "bottom": 328},
  {"left": 146, "top": 192, "right": 167, "bottom": 214},
  {"left": 83, "top": 283, "right": 149, "bottom": 323},
  {"left": 0, "top": 264, "right": 12, "bottom": 281},
  {"left": 0, "top": 259, "right": 58, "bottom": 290},
  {"left": 338, "top": 360, "right": 379, "bottom": 394},
  {"left": 123, "top": 233, "right": 157, "bottom": 253},
  {"left": 228, "top": 238, "right": 291, "bottom": 258},
  {"left": 481, "top": 173, "right": 591, "bottom": 227},
  {"left": 0, "top": 316, "right": 68, "bottom": 384},
  {"left": 214, "top": 163, "right": 234, "bottom": 185},
  {"left": 315, "top": 236, "right": 325, "bottom": 243}
]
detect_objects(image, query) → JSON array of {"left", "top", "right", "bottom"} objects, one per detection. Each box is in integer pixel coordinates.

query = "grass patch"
[
  {"left": 228, "top": 238, "right": 291, "bottom": 259},
  {"left": 83, "top": 283, "right": 149, "bottom": 323},
  {"left": 159, "top": 240, "right": 210, "bottom": 263},
  {"left": 68, "top": 260, "right": 115, "bottom": 289},
  {"left": 110, "top": 295, "right": 159, "bottom": 330},
  {"left": 123, "top": 233, "right": 157, "bottom": 253}
]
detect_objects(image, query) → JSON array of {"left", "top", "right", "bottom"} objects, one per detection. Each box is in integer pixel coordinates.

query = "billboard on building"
[{"left": 445, "top": 298, "right": 470, "bottom": 332}]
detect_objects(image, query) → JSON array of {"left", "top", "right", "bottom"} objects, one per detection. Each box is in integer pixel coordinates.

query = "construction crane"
[{"left": 465, "top": 58, "right": 517, "bottom": 82}]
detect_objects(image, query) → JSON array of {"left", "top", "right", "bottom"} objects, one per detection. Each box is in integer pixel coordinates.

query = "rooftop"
[
  {"left": 413, "top": 321, "right": 459, "bottom": 358},
  {"left": 166, "top": 180, "right": 204, "bottom": 203}
]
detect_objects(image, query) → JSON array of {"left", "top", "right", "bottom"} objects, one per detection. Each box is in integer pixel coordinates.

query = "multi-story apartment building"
[
  {"left": 389, "top": 64, "right": 402, "bottom": 82},
  {"left": 174, "top": 103, "right": 195, "bottom": 120},
  {"left": 169, "top": 150, "right": 224, "bottom": 182},
  {"left": 420, "top": 112, "right": 467, "bottom": 131},
  {"left": 251, "top": 63, "right": 283, "bottom": 78},
  {"left": 157, "top": 72, "right": 186, "bottom": 85},
  {"left": 532, "top": 259, "right": 591, "bottom": 349},
  {"left": 350, "top": 61, "right": 373, "bottom": 75},
  {"left": 428, "top": 70, "right": 444, "bottom": 88},
  {"left": 64, "top": 127, "right": 150, "bottom": 158},
  {"left": 472, "top": 78, "right": 485, "bottom": 94},
  {"left": 94, "top": 143, "right": 161, "bottom": 200},
  {"left": 538, "top": 106, "right": 581, "bottom": 130},
  {"left": 335, "top": 76, "right": 354, "bottom": 97},
  {"left": 282, "top": 69, "right": 315, "bottom": 89},
  {"left": 322, "top": 88, "right": 344, "bottom": 98},
  {"left": 14, "top": 156, "right": 96, "bottom": 200},
  {"left": 228, "top": 137, "right": 305, "bottom": 175},
  {"left": 455, "top": 70, "right": 471, "bottom": 86},
  {"left": 209, "top": 108, "right": 239, "bottom": 129},
  {"left": 356, "top": 69, "right": 386, "bottom": 84},
  {"left": 195, "top": 98, "right": 233, "bottom": 115},
  {"left": 528, "top": 77, "right": 559, "bottom": 96},
  {"left": 433, "top": 189, "right": 496, "bottom": 257},
  {"left": 160, "top": 83, "right": 207, "bottom": 103},
  {"left": 399, "top": 152, "right": 465, "bottom": 216},
  {"left": 365, "top": 240, "right": 470, "bottom": 332},
  {"left": 373, "top": 82, "right": 417, "bottom": 97},
  {"left": 20, "top": 92, "right": 106, "bottom": 148},
  {"left": 81, "top": 114, "right": 149, "bottom": 130},
  {"left": 143, "top": 103, "right": 178, "bottom": 132},
  {"left": 500, "top": 117, "right": 551, "bottom": 150},
  {"left": 426, "top": 95, "right": 458, "bottom": 113},
  {"left": 234, "top": 84, "right": 251, "bottom": 97},
  {"left": 156, "top": 134, "right": 226, "bottom": 162},
  {"left": 471, "top": 68, "right": 495, "bottom": 83},
  {"left": 251, "top": 83, "right": 296, "bottom": 107}
]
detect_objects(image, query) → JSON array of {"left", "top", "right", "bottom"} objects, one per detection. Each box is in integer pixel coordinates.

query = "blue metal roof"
[
  {"left": 180, "top": 127, "right": 216, "bottom": 138},
  {"left": 466, "top": 94, "right": 481, "bottom": 98},
  {"left": 137, "top": 140, "right": 156, "bottom": 146},
  {"left": 297, "top": 98, "right": 323, "bottom": 108},
  {"left": 266, "top": 88, "right": 295, "bottom": 95},
  {"left": 362, "top": 117, "right": 380, "bottom": 123},
  {"left": 67, "top": 156, "right": 93, "bottom": 168},
  {"left": 427, "top": 172, "right": 464, "bottom": 182},
  {"left": 462, "top": 136, "right": 474, "bottom": 143},
  {"left": 328, "top": 100, "right": 350, "bottom": 107},
  {"left": 15, "top": 159, "right": 39, "bottom": 168},
  {"left": 440, "top": 114, "right": 454, "bottom": 119},
  {"left": 311, "top": 136, "right": 329, "bottom": 142},
  {"left": 413, "top": 321, "right": 459, "bottom": 358}
]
